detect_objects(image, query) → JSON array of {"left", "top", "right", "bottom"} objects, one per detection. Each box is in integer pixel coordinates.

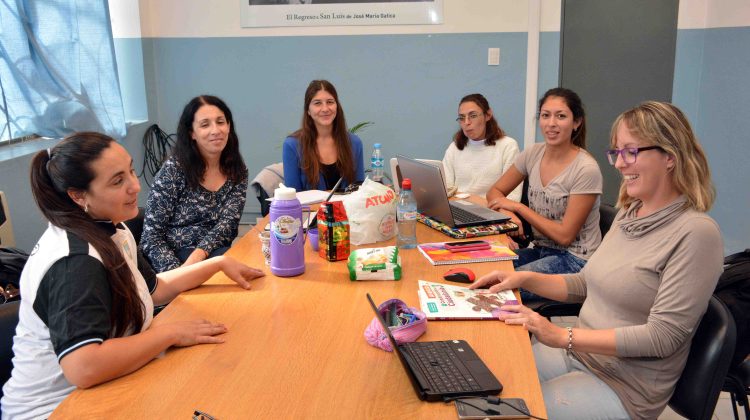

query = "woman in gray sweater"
[{"left": 471, "top": 101, "right": 723, "bottom": 420}]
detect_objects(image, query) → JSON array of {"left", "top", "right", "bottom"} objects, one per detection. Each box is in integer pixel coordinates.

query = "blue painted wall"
[
  {"left": 142, "top": 33, "right": 530, "bottom": 175},
  {"left": 3, "top": 26, "right": 747, "bottom": 255},
  {"left": 673, "top": 26, "right": 750, "bottom": 254}
]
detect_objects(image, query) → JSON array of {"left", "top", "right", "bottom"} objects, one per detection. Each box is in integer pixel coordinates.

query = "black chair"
[
  {"left": 668, "top": 296, "right": 737, "bottom": 420},
  {"left": 528, "top": 203, "right": 619, "bottom": 319},
  {"left": 124, "top": 207, "right": 146, "bottom": 245},
  {"left": 723, "top": 358, "right": 750, "bottom": 420},
  {"left": 0, "top": 300, "right": 20, "bottom": 399}
]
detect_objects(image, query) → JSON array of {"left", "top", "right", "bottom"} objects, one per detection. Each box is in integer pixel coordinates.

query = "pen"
[
  {"left": 309, "top": 176, "right": 344, "bottom": 230},
  {"left": 325, "top": 176, "right": 344, "bottom": 202}
]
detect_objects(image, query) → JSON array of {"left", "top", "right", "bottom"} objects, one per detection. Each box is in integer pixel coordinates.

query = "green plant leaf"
[{"left": 349, "top": 121, "right": 373, "bottom": 134}]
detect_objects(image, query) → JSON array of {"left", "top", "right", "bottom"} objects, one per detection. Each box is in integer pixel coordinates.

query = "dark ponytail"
[{"left": 30, "top": 132, "right": 144, "bottom": 337}]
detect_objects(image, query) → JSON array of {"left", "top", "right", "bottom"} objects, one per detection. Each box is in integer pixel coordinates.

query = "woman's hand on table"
[
  {"left": 220, "top": 256, "right": 265, "bottom": 289},
  {"left": 496, "top": 305, "right": 568, "bottom": 348},
  {"left": 469, "top": 270, "right": 525, "bottom": 293},
  {"left": 161, "top": 319, "right": 229, "bottom": 347}
]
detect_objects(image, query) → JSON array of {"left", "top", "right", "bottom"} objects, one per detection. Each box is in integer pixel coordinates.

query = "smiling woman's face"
[
  {"left": 191, "top": 104, "right": 229, "bottom": 159},
  {"left": 71, "top": 142, "right": 141, "bottom": 224},
  {"left": 307, "top": 89, "right": 337, "bottom": 129}
]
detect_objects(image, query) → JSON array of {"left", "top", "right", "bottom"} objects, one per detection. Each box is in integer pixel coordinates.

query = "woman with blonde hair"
[{"left": 471, "top": 101, "right": 723, "bottom": 419}]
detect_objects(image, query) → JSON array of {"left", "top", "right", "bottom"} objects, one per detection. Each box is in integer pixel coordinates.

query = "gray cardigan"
[{"left": 563, "top": 197, "right": 723, "bottom": 419}]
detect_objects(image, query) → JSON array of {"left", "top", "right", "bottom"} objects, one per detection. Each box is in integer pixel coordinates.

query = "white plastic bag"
[{"left": 342, "top": 179, "right": 397, "bottom": 245}]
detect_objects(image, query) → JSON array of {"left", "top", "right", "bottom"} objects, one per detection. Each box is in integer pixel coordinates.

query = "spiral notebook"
[{"left": 417, "top": 241, "right": 518, "bottom": 265}]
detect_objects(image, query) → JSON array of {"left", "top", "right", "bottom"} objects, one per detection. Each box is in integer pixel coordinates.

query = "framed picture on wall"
[{"left": 241, "top": 0, "right": 443, "bottom": 27}]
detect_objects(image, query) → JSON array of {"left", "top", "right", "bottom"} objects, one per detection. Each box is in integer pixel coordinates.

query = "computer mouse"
[{"left": 443, "top": 267, "right": 476, "bottom": 284}]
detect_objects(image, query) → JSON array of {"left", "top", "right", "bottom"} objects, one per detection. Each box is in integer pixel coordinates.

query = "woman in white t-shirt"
[
  {"left": 1, "top": 132, "right": 264, "bottom": 419},
  {"left": 486, "top": 88, "right": 602, "bottom": 297},
  {"left": 442, "top": 93, "right": 522, "bottom": 200}
]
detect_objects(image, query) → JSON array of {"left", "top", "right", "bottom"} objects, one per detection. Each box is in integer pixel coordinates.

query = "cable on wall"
[{"left": 139, "top": 124, "right": 175, "bottom": 188}]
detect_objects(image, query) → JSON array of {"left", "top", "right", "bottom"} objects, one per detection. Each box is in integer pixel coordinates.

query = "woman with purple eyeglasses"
[{"left": 472, "top": 101, "right": 723, "bottom": 419}]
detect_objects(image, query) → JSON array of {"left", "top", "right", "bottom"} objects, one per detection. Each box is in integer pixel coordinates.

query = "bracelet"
[{"left": 566, "top": 327, "right": 573, "bottom": 356}]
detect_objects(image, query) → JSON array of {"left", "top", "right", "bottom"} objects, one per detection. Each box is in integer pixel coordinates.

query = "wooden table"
[{"left": 53, "top": 220, "right": 546, "bottom": 419}]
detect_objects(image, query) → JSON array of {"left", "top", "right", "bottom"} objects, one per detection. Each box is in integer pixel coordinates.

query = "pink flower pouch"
[{"left": 364, "top": 298, "right": 427, "bottom": 352}]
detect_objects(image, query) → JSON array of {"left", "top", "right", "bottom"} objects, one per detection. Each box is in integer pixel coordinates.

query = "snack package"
[
  {"left": 317, "top": 201, "right": 350, "bottom": 261},
  {"left": 347, "top": 246, "right": 401, "bottom": 281}
]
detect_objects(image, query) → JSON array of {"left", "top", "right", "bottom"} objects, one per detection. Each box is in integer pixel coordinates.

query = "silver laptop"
[{"left": 395, "top": 155, "right": 511, "bottom": 228}]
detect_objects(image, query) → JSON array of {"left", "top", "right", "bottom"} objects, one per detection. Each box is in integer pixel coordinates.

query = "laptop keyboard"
[
  {"left": 450, "top": 205, "right": 485, "bottom": 224},
  {"left": 408, "top": 341, "right": 482, "bottom": 393}
]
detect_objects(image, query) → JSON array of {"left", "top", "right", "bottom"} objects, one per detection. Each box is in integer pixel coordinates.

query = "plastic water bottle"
[
  {"left": 370, "top": 143, "right": 384, "bottom": 183},
  {"left": 269, "top": 184, "right": 306, "bottom": 276},
  {"left": 396, "top": 178, "right": 418, "bottom": 249}
]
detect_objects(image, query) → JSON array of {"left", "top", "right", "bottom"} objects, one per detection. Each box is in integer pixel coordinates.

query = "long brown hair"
[
  {"left": 453, "top": 93, "right": 506, "bottom": 150},
  {"left": 174, "top": 95, "right": 248, "bottom": 189},
  {"left": 30, "top": 132, "right": 144, "bottom": 337},
  {"left": 610, "top": 101, "right": 715, "bottom": 212},
  {"left": 290, "top": 80, "right": 355, "bottom": 187},
  {"left": 539, "top": 87, "right": 587, "bottom": 149}
]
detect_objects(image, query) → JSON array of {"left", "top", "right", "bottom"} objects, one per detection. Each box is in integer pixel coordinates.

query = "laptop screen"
[{"left": 395, "top": 155, "right": 456, "bottom": 225}]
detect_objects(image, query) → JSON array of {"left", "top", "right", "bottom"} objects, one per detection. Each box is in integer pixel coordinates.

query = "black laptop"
[
  {"left": 395, "top": 155, "right": 511, "bottom": 228},
  {"left": 367, "top": 293, "right": 502, "bottom": 401}
]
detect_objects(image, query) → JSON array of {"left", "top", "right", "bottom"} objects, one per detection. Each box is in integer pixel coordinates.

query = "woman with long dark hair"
[
  {"left": 282, "top": 80, "right": 364, "bottom": 191},
  {"left": 486, "top": 88, "right": 603, "bottom": 286},
  {"left": 141, "top": 95, "right": 248, "bottom": 273},
  {"left": 442, "top": 93, "right": 521, "bottom": 199},
  {"left": 1, "top": 133, "right": 263, "bottom": 418}
]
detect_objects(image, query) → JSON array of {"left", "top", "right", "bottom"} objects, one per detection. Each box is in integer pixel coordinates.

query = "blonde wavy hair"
[{"left": 610, "top": 101, "right": 715, "bottom": 212}]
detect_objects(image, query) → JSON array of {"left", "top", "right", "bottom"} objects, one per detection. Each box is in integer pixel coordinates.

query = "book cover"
[
  {"left": 417, "top": 280, "right": 518, "bottom": 320},
  {"left": 417, "top": 240, "right": 518, "bottom": 265}
]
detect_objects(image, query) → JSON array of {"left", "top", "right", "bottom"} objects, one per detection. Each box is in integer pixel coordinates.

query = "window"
[{"left": 0, "top": 0, "right": 126, "bottom": 145}]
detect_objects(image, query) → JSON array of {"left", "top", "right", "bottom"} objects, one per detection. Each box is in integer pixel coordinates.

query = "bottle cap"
[
  {"left": 274, "top": 183, "right": 297, "bottom": 200},
  {"left": 374, "top": 143, "right": 381, "bottom": 148},
  {"left": 401, "top": 178, "right": 412, "bottom": 190}
]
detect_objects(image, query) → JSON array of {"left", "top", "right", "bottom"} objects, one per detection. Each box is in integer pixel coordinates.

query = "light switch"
[{"left": 488, "top": 48, "right": 500, "bottom": 66}]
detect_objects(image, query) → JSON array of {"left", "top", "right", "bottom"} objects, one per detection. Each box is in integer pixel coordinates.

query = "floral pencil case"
[{"left": 364, "top": 298, "right": 427, "bottom": 352}]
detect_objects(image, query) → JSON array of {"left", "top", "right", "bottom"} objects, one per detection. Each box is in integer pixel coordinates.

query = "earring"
[{"left": 84, "top": 203, "right": 89, "bottom": 213}]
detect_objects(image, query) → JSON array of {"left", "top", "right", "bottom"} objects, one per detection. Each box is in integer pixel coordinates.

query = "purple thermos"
[{"left": 269, "top": 185, "right": 306, "bottom": 277}]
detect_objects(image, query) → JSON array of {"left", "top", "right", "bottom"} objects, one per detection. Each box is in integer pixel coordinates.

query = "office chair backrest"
[
  {"left": 668, "top": 295, "right": 737, "bottom": 420},
  {"left": 0, "top": 300, "right": 20, "bottom": 399},
  {"left": 251, "top": 163, "right": 284, "bottom": 217},
  {"left": 0, "top": 191, "right": 16, "bottom": 247},
  {"left": 599, "top": 203, "right": 618, "bottom": 237}
]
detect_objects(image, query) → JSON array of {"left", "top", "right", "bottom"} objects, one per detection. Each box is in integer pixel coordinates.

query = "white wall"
[
  {"left": 131, "top": 0, "right": 561, "bottom": 38},
  {"left": 679, "top": 0, "right": 750, "bottom": 29}
]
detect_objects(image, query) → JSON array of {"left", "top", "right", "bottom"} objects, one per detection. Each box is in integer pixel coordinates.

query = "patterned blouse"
[{"left": 141, "top": 157, "right": 248, "bottom": 272}]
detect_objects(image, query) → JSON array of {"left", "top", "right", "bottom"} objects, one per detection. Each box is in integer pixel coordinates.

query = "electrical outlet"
[{"left": 488, "top": 48, "right": 500, "bottom": 66}]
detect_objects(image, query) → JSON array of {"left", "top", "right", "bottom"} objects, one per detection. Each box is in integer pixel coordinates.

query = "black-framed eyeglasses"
[
  {"left": 606, "top": 146, "right": 663, "bottom": 165},
  {"left": 456, "top": 112, "right": 483, "bottom": 123}
]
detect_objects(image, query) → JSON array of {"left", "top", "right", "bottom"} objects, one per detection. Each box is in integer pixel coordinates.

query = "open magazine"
[{"left": 417, "top": 280, "right": 519, "bottom": 320}]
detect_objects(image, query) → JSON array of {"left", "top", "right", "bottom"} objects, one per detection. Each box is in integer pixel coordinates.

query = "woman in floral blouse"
[{"left": 141, "top": 95, "right": 248, "bottom": 272}]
